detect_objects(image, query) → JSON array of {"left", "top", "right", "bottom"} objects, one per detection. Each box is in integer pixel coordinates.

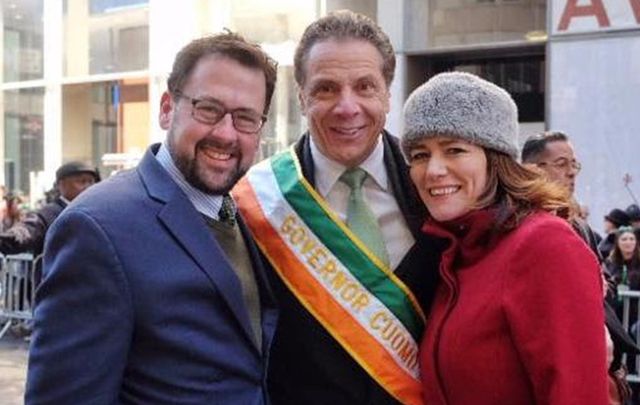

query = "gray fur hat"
[{"left": 401, "top": 72, "right": 519, "bottom": 159}]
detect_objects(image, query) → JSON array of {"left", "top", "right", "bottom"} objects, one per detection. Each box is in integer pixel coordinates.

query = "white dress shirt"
[{"left": 310, "top": 136, "right": 415, "bottom": 270}]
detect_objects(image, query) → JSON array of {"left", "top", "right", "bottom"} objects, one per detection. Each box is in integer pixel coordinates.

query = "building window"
[
  {"left": 453, "top": 57, "right": 544, "bottom": 122},
  {"left": 229, "top": 0, "right": 318, "bottom": 156},
  {"left": 62, "top": 79, "right": 149, "bottom": 176},
  {"left": 2, "top": 0, "right": 44, "bottom": 82},
  {"left": 405, "top": 0, "right": 546, "bottom": 50},
  {"left": 63, "top": 0, "right": 149, "bottom": 77},
  {"left": 3, "top": 88, "right": 45, "bottom": 195},
  {"left": 408, "top": 50, "right": 545, "bottom": 123}
]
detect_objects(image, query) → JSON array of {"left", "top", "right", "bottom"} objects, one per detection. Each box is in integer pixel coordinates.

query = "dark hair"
[
  {"left": 167, "top": 31, "right": 278, "bottom": 114},
  {"left": 521, "top": 131, "right": 569, "bottom": 163},
  {"left": 609, "top": 226, "right": 640, "bottom": 267},
  {"left": 475, "top": 149, "right": 573, "bottom": 232},
  {"left": 4, "top": 193, "right": 24, "bottom": 222},
  {"left": 626, "top": 204, "right": 640, "bottom": 222},
  {"left": 294, "top": 10, "right": 395, "bottom": 87}
]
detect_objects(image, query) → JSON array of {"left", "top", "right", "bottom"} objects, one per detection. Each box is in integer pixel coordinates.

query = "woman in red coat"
[{"left": 401, "top": 72, "right": 608, "bottom": 404}]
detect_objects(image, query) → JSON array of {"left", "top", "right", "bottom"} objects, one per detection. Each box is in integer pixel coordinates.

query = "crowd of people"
[
  {"left": 0, "top": 9, "right": 636, "bottom": 405},
  {"left": 0, "top": 162, "right": 100, "bottom": 337},
  {"left": 0, "top": 162, "right": 100, "bottom": 258}
]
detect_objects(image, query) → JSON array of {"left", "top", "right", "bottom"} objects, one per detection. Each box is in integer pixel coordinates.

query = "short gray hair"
[{"left": 294, "top": 10, "right": 395, "bottom": 88}]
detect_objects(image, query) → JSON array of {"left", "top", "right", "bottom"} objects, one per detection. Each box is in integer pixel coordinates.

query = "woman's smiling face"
[
  {"left": 408, "top": 136, "right": 488, "bottom": 222},
  {"left": 618, "top": 231, "right": 637, "bottom": 258}
]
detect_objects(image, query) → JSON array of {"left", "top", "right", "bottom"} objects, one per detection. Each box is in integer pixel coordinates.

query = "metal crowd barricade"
[
  {"left": 618, "top": 290, "right": 640, "bottom": 383},
  {"left": 0, "top": 253, "right": 42, "bottom": 339}
]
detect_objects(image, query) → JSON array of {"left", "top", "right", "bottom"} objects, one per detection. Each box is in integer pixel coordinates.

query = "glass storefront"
[
  {"left": 2, "top": 0, "right": 44, "bottom": 82},
  {"left": 229, "top": 0, "right": 318, "bottom": 158},
  {"left": 3, "top": 88, "right": 44, "bottom": 194},
  {"left": 62, "top": 78, "right": 149, "bottom": 177},
  {"left": 0, "top": 0, "right": 359, "bottom": 201},
  {"left": 231, "top": 0, "right": 319, "bottom": 159},
  {"left": 63, "top": 0, "right": 149, "bottom": 77}
]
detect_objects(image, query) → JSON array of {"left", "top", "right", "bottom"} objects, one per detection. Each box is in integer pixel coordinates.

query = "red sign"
[{"left": 554, "top": 0, "right": 640, "bottom": 33}]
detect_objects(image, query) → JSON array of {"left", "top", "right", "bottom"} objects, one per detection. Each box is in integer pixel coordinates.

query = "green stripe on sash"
[{"left": 271, "top": 150, "right": 424, "bottom": 340}]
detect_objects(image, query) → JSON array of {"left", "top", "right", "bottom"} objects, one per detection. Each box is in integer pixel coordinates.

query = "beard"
[{"left": 167, "top": 132, "right": 249, "bottom": 195}]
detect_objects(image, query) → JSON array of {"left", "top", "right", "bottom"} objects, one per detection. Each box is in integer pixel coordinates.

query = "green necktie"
[
  {"left": 218, "top": 194, "right": 236, "bottom": 227},
  {"left": 340, "top": 168, "right": 390, "bottom": 267}
]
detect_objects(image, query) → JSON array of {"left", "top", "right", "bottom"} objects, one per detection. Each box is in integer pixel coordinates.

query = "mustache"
[{"left": 196, "top": 138, "right": 236, "bottom": 151}]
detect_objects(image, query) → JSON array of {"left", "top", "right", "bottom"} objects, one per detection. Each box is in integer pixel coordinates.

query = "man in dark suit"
[
  {"left": 25, "top": 32, "right": 278, "bottom": 404},
  {"left": 233, "top": 10, "right": 439, "bottom": 405},
  {"left": 0, "top": 161, "right": 99, "bottom": 258}
]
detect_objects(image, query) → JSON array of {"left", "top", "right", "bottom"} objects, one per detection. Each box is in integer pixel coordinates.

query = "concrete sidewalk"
[{"left": 0, "top": 331, "right": 29, "bottom": 405}]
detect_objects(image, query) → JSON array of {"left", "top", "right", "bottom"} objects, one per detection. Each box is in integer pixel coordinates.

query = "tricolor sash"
[{"left": 233, "top": 148, "right": 425, "bottom": 405}]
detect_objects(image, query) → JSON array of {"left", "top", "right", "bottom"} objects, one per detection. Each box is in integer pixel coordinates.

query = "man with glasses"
[
  {"left": 522, "top": 131, "right": 581, "bottom": 194},
  {"left": 26, "top": 32, "right": 278, "bottom": 404},
  {"left": 522, "top": 131, "right": 639, "bottom": 404},
  {"left": 522, "top": 131, "right": 603, "bottom": 259}
]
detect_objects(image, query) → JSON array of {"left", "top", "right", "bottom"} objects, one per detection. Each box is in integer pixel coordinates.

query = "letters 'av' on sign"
[{"left": 552, "top": 0, "right": 640, "bottom": 35}]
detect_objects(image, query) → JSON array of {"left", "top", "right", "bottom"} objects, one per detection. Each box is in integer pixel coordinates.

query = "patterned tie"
[
  {"left": 218, "top": 194, "right": 236, "bottom": 226},
  {"left": 340, "top": 168, "right": 390, "bottom": 267}
]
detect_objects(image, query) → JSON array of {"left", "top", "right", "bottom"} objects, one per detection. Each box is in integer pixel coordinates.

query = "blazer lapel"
[
  {"left": 138, "top": 144, "right": 258, "bottom": 350},
  {"left": 294, "top": 132, "right": 315, "bottom": 185},
  {"left": 381, "top": 131, "right": 427, "bottom": 237}
]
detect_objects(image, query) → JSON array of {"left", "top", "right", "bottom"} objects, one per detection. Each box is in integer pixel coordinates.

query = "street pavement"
[{"left": 0, "top": 331, "right": 29, "bottom": 405}]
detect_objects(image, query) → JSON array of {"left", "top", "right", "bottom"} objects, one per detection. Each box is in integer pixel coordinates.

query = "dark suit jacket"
[
  {"left": 26, "top": 144, "right": 277, "bottom": 405},
  {"left": 0, "top": 197, "right": 67, "bottom": 257},
  {"left": 572, "top": 219, "right": 640, "bottom": 367},
  {"left": 267, "top": 132, "right": 441, "bottom": 405}
]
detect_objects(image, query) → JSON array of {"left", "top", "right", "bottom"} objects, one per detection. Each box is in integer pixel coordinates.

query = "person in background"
[
  {"left": 626, "top": 204, "right": 640, "bottom": 227},
  {"left": 233, "top": 10, "right": 439, "bottom": 404},
  {"left": 0, "top": 162, "right": 99, "bottom": 258},
  {"left": 0, "top": 184, "right": 5, "bottom": 211},
  {"left": 520, "top": 131, "right": 602, "bottom": 254},
  {"left": 402, "top": 72, "right": 608, "bottom": 404},
  {"left": 0, "top": 162, "right": 99, "bottom": 338},
  {"left": 626, "top": 203, "right": 640, "bottom": 242},
  {"left": 600, "top": 208, "right": 631, "bottom": 259},
  {"left": 605, "top": 225, "right": 640, "bottom": 401},
  {"left": 520, "top": 131, "right": 579, "bottom": 193},
  {"left": 522, "top": 131, "right": 638, "bottom": 405},
  {"left": 606, "top": 226, "right": 640, "bottom": 290},
  {"left": 26, "top": 32, "right": 278, "bottom": 404},
  {"left": 0, "top": 192, "right": 26, "bottom": 232}
]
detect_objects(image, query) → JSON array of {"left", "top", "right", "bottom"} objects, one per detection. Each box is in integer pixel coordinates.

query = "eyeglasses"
[
  {"left": 174, "top": 91, "right": 267, "bottom": 134},
  {"left": 537, "top": 158, "right": 582, "bottom": 172}
]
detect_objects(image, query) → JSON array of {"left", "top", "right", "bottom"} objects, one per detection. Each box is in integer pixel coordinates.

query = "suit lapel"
[
  {"left": 294, "top": 132, "right": 315, "bottom": 185},
  {"left": 381, "top": 131, "right": 427, "bottom": 237},
  {"left": 138, "top": 145, "right": 259, "bottom": 351}
]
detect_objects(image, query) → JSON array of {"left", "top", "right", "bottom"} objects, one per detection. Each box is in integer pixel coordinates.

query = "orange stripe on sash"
[{"left": 233, "top": 178, "right": 423, "bottom": 405}]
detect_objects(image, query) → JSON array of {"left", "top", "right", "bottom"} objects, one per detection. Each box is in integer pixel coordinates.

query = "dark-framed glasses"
[
  {"left": 538, "top": 158, "right": 582, "bottom": 172},
  {"left": 174, "top": 91, "right": 266, "bottom": 134}
]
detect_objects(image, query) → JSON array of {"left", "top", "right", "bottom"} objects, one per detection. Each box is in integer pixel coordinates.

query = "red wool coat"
[{"left": 419, "top": 210, "right": 608, "bottom": 405}]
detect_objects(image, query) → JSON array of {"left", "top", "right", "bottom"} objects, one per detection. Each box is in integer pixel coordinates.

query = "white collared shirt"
[{"left": 310, "top": 136, "right": 415, "bottom": 270}]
